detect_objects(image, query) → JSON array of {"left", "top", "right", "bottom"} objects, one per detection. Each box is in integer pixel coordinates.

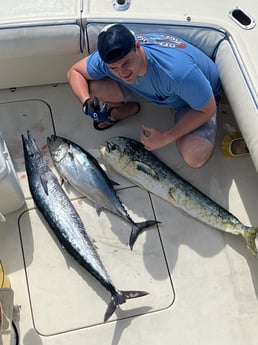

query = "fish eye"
[{"left": 107, "top": 142, "right": 117, "bottom": 152}]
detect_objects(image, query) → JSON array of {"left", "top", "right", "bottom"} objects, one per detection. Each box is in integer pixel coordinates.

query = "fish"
[
  {"left": 99, "top": 136, "right": 258, "bottom": 257},
  {"left": 22, "top": 131, "right": 149, "bottom": 322},
  {"left": 47, "top": 135, "right": 159, "bottom": 249}
]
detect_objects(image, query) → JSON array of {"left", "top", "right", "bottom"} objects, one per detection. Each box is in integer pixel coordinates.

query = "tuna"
[
  {"left": 99, "top": 136, "right": 258, "bottom": 257},
  {"left": 22, "top": 131, "right": 149, "bottom": 322},
  {"left": 47, "top": 135, "right": 159, "bottom": 249}
]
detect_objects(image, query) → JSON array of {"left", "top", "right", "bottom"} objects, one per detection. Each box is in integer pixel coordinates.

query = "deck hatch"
[{"left": 19, "top": 189, "right": 175, "bottom": 334}]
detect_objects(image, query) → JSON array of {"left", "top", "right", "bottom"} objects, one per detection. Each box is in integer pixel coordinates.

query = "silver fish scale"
[
  {"left": 40, "top": 172, "right": 111, "bottom": 280},
  {"left": 23, "top": 132, "right": 150, "bottom": 321},
  {"left": 23, "top": 133, "right": 114, "bottom": 290},
  {"left": 48, "top": 136, "right": 135, "bottom": 222}
]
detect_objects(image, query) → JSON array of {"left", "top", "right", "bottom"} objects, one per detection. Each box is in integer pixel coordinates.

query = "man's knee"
[
  {"left": 177, "top": 135, "right": 214, "bottom": 168},
  {"left": 88, "top": 78, "right": 124, "bottom": 103}
]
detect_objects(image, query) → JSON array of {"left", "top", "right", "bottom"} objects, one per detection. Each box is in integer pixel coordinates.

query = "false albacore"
[
  {"left": 47, "top": 135, "right": 159, "bottom": 249},
  {"left": 22, "top": 131, "right": 149, "bottom": 322},
  {"left": 99, "top": 136, "right": 258, "bottom": 257}
]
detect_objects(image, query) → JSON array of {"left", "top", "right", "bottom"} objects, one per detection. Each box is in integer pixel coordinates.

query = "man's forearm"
[{"left": 67, "top": 68, "right": 91, "bottom": 104}]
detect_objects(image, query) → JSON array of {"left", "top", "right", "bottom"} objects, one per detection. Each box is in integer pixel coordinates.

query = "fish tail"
[
  {"left": 242, "top": 227, "right": 258, "bottom": 257},
  {"left": 129, "top": 220, "right": 161, "bottom": 250},
  {"left": 104, "top": 290, "right": 149, "bottom": 322}
]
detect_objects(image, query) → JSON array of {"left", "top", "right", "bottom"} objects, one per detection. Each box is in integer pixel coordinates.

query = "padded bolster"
[
  {"left": 216, "top": 40, "right": 258, "bottom": 172},
  {"left": 0, "top": 24, "right": 81, "bottom": 58},
  {"left": 86, "top": 22, "right": 226, "bottom": 58}
]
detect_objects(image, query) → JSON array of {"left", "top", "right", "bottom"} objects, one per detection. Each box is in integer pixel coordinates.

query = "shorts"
[
  {"left": 119, "top": 82, "right": 217, "bottom": 145},
  {"left": 174, "top": 107, "right": 217, "bottom": 145}
]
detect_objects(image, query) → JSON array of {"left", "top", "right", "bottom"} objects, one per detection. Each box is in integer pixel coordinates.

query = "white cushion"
[{"left": 0, "top": 24, "right": 81, "bottom": 58}]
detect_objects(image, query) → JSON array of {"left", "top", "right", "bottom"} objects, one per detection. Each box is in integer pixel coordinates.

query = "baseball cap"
[{"left": 97, "top": 24, "right": 135, "bottom": 64}]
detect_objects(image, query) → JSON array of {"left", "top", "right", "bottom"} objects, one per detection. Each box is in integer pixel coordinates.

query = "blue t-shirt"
[{"left": 87, "top": 33, "right": 221, "bottom": 110}]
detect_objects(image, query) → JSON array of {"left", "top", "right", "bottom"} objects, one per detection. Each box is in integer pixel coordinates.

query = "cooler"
[{"left": 0, "top": 133, "right": 24, "bottom": 219}]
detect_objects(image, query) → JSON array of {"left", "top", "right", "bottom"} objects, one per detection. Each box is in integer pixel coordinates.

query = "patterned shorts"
[{"left": 174, "top": 107, "right": 217, "bottom": 145}]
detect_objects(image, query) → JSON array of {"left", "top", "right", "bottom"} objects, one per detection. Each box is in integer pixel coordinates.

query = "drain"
[
  {"left": 228, "top": 6, "right": 256, "bottom": 29},
  {"left": 112, "top": 0, "right": 131, "bottom": 11}
]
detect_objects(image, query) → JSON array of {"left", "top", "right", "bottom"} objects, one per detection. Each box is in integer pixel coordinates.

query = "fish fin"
[
  {"left": 110, "top": 179, "right": 120, "bottom": 187},
  {"left": 129, "top": 220, "right": 161, "bottom": 250},
  {"left": 59, "top": 176, "right": 65, "bottom": 186},
  {"left": 104, "top": 290, "right": 149, "bottom": 322},
  {"left": 136, "top": 162, "right": 159, "bottom": 180},
  {"left": 242, "top": 227, "right": 258, "bottom": 257},
  {"left": 70, "top": 149, "right": 87, "bottom": 169},
  {"left": 67, "top": 145, "right": 75, "bottom": 159},
  {"left": 95, "top": 203, "right": 104, "bottom": 216},
  {"left": 168, "top": 187, "right": 177, "bottom": 202},
  {"left": 0, "top": 212, "right": 6, "bottom": 222},
  {"left": 122, "top": 290, "right": 149, "bottom": 299},
  {"left": 40, "top": 176, "right": 49, "bottom": 195},
  {"left": 68, "top": 145, "right": 87, "bottom": 169},
  {"left": 104, "top": 299, "right": 117, "bottom": 322},
  {"left": 73, "top": 156, "right": 84, "bottom": 168},
  {"left": 89, "top": 236, "right": 98, "bottom": 250}
]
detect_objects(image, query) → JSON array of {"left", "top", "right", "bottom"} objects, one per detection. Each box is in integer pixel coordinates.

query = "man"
[{"left": 67, "top": 23, "right": 221, "bottom": 168}]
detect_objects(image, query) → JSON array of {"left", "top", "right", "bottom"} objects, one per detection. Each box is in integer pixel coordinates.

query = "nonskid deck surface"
[{"left": 1, "top": 83, "right": 258, "bottom": 344}]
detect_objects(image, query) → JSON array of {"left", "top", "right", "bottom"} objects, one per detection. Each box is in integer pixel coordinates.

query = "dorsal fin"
[{"left": 40, "top": 175, "right": 49, "bottom": 195}]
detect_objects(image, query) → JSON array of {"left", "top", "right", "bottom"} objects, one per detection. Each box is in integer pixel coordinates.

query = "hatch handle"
[{"left": 228, "top": 7, "right": 256, "bottom": 30}]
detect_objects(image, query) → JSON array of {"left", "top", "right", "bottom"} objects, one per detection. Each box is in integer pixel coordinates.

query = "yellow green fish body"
[{"left": 99, "top": 136, "right": 258, "bottom": 257}]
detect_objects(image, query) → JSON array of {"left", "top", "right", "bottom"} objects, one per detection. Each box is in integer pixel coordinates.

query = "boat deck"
[{"left": 1, "top": 83, "right": 258, "bottom": 345}]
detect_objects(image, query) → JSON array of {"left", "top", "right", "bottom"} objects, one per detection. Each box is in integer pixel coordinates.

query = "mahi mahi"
[
  {"left": 22, "top": 131, "right": 148, "bottom": 322},
  {"left": 47, "top": 135, "right": 159, "bottom": 249},
  {"left": 99, "top": 136, "right": 258, "bottom": 257}
]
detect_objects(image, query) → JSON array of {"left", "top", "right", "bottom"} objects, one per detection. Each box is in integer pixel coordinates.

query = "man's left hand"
[{"left": 141, "top": 125, "right": 171, "bottom": 151}]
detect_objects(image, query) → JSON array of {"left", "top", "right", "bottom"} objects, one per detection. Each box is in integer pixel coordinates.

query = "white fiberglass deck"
[{"left": 1, "top": 83, "right": 258, "bottom": 344}]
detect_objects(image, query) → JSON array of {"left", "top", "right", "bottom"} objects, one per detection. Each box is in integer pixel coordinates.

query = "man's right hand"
[{"left": 82, "top": 97, "right": 110, "bottom": 122}]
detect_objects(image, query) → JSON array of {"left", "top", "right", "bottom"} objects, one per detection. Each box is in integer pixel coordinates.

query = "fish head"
[
  {"left": 99, "top": 136, "right": 149, "bottom": 177},
  {"left": 99, "top": 136, "right": 133, "bottom": 169},
  {"left": 99, "top": 136, "right": 159, "bottom": 183},
  {"left": 47, "top": 135, "right": 69, "bottom": 163},
  {"left": 22, "top": 131, "right": 46, "bottom": 172}
]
